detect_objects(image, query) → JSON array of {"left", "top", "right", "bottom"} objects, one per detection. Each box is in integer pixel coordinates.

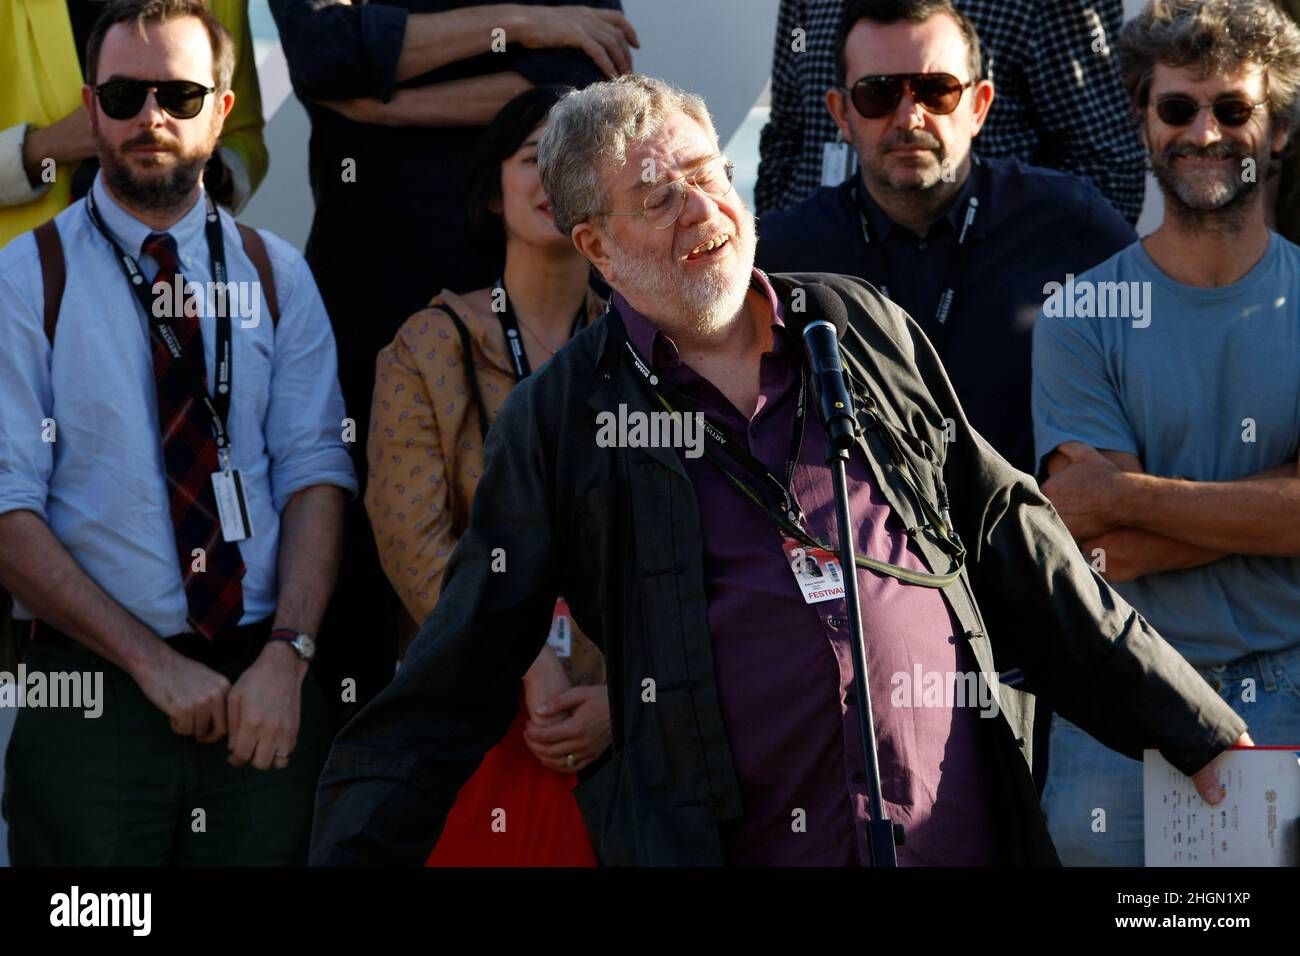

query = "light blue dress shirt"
[{"left": 0, "top": 175, "right": 358, "bottom": 636}]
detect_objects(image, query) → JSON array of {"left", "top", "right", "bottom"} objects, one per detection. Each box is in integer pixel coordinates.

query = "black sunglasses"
[
  {"left": 844, "top": 72, "right": 973, "bottom": 119},
  {"left": 94, "top": 79, "right": 215, "bottom": 120},
  {"left": 1154, "top": 94, "right": 1267, "bottom": 128}
]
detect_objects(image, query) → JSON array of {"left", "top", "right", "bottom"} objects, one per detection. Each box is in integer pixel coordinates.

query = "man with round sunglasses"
[
  {"left": 0, "top": 0, "right": 356, "bottom": 865},
  {"left": 1032, "top": 0, "right": 1300, "bottom": 867},
  {"left": 0, "top": 0, "right": 268, "bottom": 251}
]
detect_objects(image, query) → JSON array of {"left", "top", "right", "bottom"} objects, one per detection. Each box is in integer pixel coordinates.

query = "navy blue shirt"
[{"left": 756, "top": 157, "right": 1135, "bottom": 474}]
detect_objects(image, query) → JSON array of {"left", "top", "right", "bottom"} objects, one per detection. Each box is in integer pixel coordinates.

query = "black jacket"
[{"left": 310, "top": 272, "right": 1246, "bottom": 866}]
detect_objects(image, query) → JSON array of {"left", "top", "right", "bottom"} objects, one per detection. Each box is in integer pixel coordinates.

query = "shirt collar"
[
  {"left": 90, "top": 171, "right": 210, "bottom": 267},
  {"left": 854, "top": 153, "right": 985, "bottom": 241},
  {"left": 614, "top": 268, "right": 787, "bottom": 369}
]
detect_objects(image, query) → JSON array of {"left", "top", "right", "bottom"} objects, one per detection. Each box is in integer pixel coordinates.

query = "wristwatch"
[{"left": 268, "top": 627, "right": 316, "bottom": 662}]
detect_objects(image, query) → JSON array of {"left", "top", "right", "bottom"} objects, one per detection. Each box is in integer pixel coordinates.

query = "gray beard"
[
  {"left": 608, "top": 231, "right": 756, "bottom": 342},
  {"left": 1151, "top": 143, "right": 1263, "bottom": 235}
]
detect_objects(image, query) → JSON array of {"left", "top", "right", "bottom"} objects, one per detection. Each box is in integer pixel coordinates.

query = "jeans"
[{"left": 1042, "top": 642, "right": 1300, "bottom": 866}]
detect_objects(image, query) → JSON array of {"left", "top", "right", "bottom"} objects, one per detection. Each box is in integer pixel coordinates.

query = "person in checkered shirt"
[{"left": 757, "top": 0, "right": 1147, "bottom": 223}]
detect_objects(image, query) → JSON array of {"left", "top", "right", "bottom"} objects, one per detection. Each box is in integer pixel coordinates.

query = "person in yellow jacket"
[{"left": 0, "top": 0, "right": 267, "bottom": 249}]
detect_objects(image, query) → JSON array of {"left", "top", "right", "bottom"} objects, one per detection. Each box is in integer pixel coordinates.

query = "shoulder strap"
[
  {"left": 34, "top": 220, "right": 66, "bottom": 347},
  {"left": 33, "top": 219, "right": 282, "bottom": 344},
  {"left": 236, "top": 223, "right": 280, "bottom": 328},
  {"left": 433, "top": 304, "right": 491, "bottom": 442}
]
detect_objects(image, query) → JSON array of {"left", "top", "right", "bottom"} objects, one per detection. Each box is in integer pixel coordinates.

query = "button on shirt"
[
  {"left": 616, "top": 271, "right": 1000, "bottom": 866},
  {"left": 0, "top": 176, "right": 358, "bottom": 637}
]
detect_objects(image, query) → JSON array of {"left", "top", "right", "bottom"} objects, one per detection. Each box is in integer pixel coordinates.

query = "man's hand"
[
  {"left": 135, "top": 644, "right": 232, "bottom": 742},
  {"left": 226, "top": 641, "right": 307, "bottom": 770},
  {"left": 1191, "top": 732, "right": 1255, "bottom": 804},
  {"left": 1040, "top": 441, "right": 1126, "bottom": 541},
  {"left": 511, "top": 4, "right": 640, "bottom": 77},
  {"left": 523, "top": 685, "right": 612, "bottom": 772},
  {"left": 22, "top": 107, "right": 96, "bottom": 186}
]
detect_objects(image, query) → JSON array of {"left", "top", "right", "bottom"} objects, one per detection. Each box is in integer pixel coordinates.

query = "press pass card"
[
  {"left": 1143, "top": 747, "right": 1300, "bottom": 866},
  {"left": 781, "top": 538, "right": 845, "bottom": 604},
  {"left": 211, "top": 469, "right": 253, "bottom": 542},
  {"left": 547, "top": 597, "right": 573, "bottom": 658}
]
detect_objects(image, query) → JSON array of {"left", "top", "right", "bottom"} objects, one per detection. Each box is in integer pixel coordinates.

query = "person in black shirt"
[{"left": 268, "top": 0, "right": 636, "bottom": 724}]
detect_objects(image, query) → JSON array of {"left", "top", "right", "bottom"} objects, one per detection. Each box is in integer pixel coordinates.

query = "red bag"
[{"left": 426, "top": 696, "right": 597, "bottom": 867}]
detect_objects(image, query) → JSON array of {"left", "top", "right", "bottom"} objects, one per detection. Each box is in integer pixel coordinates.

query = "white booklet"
[{"left": 1143, "top": 748, "right": 1300, "bottom": 866}]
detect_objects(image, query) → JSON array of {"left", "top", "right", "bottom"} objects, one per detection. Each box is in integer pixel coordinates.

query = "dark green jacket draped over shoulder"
[{"left": 310, "top": 272, "right": 1246, "bottom": 866}]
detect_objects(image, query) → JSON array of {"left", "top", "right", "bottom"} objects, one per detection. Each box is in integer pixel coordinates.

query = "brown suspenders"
[{"left": 32, "top": 217, "right": 281, "bottom": 345}]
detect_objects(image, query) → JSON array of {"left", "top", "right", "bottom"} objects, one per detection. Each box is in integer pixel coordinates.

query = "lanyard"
[
  {"left": 495, "top": 277, "right": 589, "bottom": 381},
  {"left": 86, "top": 189, "right": 235, "bottom": 465},
  {"left": 615, "top": 311, "right": 808, "bottom": 525},
  {"left": 610, "top": 309, "right": 963, "bottom": 588},
  {"left": 854, "top": 157, "right": 986, "bottom": 352}
]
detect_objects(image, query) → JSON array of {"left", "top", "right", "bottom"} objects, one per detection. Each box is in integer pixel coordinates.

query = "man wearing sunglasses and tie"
[
  {"left": 1032, "top": 0, "right": 1300, "bottom": 867},
  {"left": 0, "top": 0, "right": 356, "bottom": 865}
]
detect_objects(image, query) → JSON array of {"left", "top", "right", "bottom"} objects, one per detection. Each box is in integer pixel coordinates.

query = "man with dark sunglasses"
[
  {"left": 1032, "top": 0, "right": 1300, "bottom": 867},
  {"left": 0, "top": 0, "right": 356, "bottom": 865},
  {"left": 756, "top": 0, "right": 1134, "bottom": 477},
  {"left": 755, "top": 0, "right": 1147, "bottom": 224},
  {"left": 0, "top": 0, "right": 268, "bottom": 251}
]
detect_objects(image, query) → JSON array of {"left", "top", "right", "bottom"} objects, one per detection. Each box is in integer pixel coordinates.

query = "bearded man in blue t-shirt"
[{"left": 1031, "top": 0, "right": 1300, "bottom": 866}]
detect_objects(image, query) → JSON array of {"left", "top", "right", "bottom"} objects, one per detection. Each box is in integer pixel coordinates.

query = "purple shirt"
[{"left": 615, "top": 272, "right": 1001, "bottom": 866}]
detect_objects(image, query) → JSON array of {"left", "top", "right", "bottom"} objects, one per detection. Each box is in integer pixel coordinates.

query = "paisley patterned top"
[{"left": 366, "top": 288, "right": 607, "bottom": 686}]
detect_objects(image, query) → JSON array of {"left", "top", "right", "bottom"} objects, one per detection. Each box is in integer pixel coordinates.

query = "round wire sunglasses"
[{"left": 1154, "top": 94, "right": 1268, "bottom": 128}]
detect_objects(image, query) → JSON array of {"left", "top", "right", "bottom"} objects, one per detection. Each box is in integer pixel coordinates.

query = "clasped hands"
[
  {"left": 137, "top": 639, "right": 307, "bottom": 772},
  {"left": 521, "top": 652, "right": 611, "bottom": 773}
]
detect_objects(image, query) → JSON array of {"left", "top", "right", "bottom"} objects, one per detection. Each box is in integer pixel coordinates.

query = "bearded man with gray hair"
[
  {"left": 1033, "top": 0, "right": 1300, "bottom": 866},
  {"left": 311, "top": 74, "right": 1248, "bottom": 867}
]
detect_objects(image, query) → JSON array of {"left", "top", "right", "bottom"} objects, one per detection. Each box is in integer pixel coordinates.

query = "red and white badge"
[
  {"left": 547, "top": 596, "right": 573, "bottom": 658},
  {"left": 782, "top": 538, "right": 845, "bottom": 604}
]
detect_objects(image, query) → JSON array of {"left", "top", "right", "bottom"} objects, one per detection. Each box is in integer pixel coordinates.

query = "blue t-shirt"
[{"left": 1031, "top": 233, "right": 1300, "bottom": 667}]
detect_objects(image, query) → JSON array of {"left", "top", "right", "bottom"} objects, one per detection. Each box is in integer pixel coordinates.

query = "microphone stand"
[
  {"left": 801, "top": 302, "right": 905, "bottom": 866},
  {"left": 824, "top": 406, "right": 905, "bottom": 867}
]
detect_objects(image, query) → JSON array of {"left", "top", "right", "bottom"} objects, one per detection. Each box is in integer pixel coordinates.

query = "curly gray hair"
[
  {"left": 1119, "top": 0, "right": 1300, "bottom": 130},
  {"left": 538, "top": 75, "right": 721, "bottom": 238}
]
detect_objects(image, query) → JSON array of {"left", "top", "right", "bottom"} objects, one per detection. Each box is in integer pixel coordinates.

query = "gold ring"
[{"left": 565, "top": 753, "right": 577, "bottom": 769}]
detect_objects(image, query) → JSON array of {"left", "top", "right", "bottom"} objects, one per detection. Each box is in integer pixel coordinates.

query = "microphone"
[{"left": 799, "top": 284, "right": 857, "bottom": 451}]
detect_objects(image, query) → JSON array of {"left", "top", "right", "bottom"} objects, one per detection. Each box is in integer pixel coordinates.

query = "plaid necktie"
[{"left": 142, "top": 232, "right": 245, "bottom": 639}]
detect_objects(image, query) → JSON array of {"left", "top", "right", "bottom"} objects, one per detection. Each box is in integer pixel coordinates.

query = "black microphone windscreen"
[{"left": 795, "top": 283, "right": 850, "bottom": 338}]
